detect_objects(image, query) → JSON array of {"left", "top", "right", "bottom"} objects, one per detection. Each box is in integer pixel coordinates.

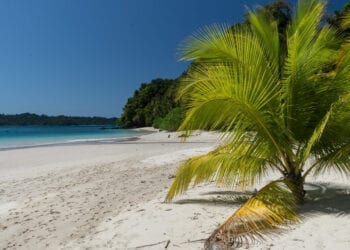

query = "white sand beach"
[{"left": 0, "top": 130, "right": 349, "bottom": 249}]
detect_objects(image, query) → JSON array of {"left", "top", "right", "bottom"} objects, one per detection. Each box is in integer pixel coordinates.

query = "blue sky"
[{"left": 0, "top": 0, "right": 347, "bottom": 117}]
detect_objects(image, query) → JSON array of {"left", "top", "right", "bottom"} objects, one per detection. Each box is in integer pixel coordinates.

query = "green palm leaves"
[
  {"left": 165, "top": 142, "right": 273, "bottom": 202},
  {"left": 166, "top": 0, "right": 350, "bottom": 248}
]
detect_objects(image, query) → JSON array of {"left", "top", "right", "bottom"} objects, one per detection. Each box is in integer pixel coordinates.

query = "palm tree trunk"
[{"left": 285, "top": 172, "right": 305, "bottom": 204}]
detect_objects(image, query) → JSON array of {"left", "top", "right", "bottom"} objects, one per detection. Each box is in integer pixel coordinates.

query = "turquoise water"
[{"left": 0, "top": 125, "right": 142, "bottom": 149}]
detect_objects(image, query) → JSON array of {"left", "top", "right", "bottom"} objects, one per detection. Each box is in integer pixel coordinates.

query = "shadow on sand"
[
  {"left": 174, "top": 190, "right": 252, "bottom": 206},
  {"left": 301, "top": 182, "right": 350, "bottom": 215},
  {"left": 174, "top": 182, "right": 350, "bottom": 216}
]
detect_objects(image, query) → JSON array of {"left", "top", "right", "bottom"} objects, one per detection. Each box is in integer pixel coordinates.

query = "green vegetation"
[
  {"left": 118, "top": 78, "right": 182, "bottom": 129},
  {"left": 166, "top": 0, "right": 350, "bottom": 248},
  {"left": 0, "top": 113, "right": 117, "bottom": 126},
  {"left": 327, "top": 1, "right": 350, "bottom": 37},
  {"left": 153, "top": 107, "right": 184, "bottom": 131}
]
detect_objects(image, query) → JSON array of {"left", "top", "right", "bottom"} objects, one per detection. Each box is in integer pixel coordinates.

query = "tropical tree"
[
  {"left": 165, "top": 0, "right": 350, "bottom": 248},
  {"left": 118, "top": 78, "right": 179, "bottom": 128}
]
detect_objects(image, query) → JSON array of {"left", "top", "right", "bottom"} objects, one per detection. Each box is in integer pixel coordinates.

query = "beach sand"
[{"left": 0, "top": 130, "right": 349, "bottom": 249}]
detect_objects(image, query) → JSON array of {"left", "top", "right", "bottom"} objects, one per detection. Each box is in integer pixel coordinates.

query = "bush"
[
  {"left": 118, "top": 78, "right": 179, "bottom": 128},
  {"left": 157, "top": 107, "right": 183, "bottom": 131},
  {"left": 152, "top": 117, "right": 163, "bottom": 129}
]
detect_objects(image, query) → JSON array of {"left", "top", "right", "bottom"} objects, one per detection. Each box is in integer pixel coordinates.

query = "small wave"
[
  {"left": 0, "top": 136, "right": 140, "bottom": 151},
  {"left": 65, "top": 136, "right": 139, "bottom": 143}
]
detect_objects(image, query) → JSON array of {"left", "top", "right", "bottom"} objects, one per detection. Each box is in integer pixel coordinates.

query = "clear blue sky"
[{"left": 0, "top": 0, "right": 347, "bottom": 117}]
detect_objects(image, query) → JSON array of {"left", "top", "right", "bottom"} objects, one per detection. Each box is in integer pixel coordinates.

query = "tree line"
[
  {"left": 0, "top": 113, "right": 117, "bottom": 126},
  {"left": 117, "top": 78, "right": 183, "bottom": 131}
]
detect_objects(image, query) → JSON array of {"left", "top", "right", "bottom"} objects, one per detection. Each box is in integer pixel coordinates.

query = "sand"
[{"left": 0, "top": 130, "right": 349, "bottom": 249}]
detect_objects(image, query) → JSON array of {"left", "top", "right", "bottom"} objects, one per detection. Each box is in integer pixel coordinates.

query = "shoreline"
[
  {"left": 0, "top": 136, "right": 141, "bottom": 152},
  {"left": 0, "top": 128, "right": 212, "bottom": 152},
  {"left": 0, "top": 126, "right": 154, "bottom": 151},
  {"left": 0, "top": 130, "right": 349, "bottom": 249}
]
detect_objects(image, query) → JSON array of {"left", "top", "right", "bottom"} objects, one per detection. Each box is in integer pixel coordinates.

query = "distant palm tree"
[{"left": 165, "top": 0, "right": 350, "bottom": 248}]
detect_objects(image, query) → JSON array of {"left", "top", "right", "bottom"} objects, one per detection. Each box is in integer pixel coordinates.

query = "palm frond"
[
  {"left": 177, "top": 28, "right": 293, "bottom": 165},
  {"left": 205, "top": 179, "right": 300, "bottom": 249},
  {"left": 179, "top": 24, "right": 243, "bottom": 62},
  {"left": 341, "top": 10, "right": 350, "bottom": 29},
  {"left": 297, "top": 107, "right": 332, "bottom": 169},
  {"left": 178, "top": 94, "right": 292, "bottom": 169},
  {"left": 305, "top": 94, "right": 350, "bottom": 177},
  {"left": 248, "top": 10, "right": 280, "bottom": 68},
  {"left": 165, "top": 141, "right": 276, "bottom": 202},
  {"left": 282, "top": 0, "right": 327, "bottom": 134},
  {"left": 306, "top": 143, "right": 350, "bottom": 177},
  {"left": 179, "top": 23, "right": 280, "bottom": 81},
  {"left": 334, "top": 42, "right": 350, "bottom": 88},
  {"left": 312, "top": 94, "right": 350, "bottom": 152},
  {"left": 289, "top": 0, "right": 324, "bottom": 44}
]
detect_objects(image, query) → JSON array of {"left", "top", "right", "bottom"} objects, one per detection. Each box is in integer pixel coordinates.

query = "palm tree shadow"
[
  {"left": 174, "top": 190, "right": 252, "bottom": 206},
  {"left": 301, "top": 182, "right": 350, "bottom": 216},
  {"left": 174, "top": 183, "right": 350, "bottom": 216}
]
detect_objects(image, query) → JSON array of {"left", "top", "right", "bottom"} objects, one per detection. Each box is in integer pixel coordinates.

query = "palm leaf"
[
  {"left": 248, "top": 10, "right": 280, "bottom": 68},
  {"left": 312, "top": 143, "right": 350, "bottom": 176},
  {"left": 165, "top": 142, "right": 275, "bottom": 202},
  {"left": 304, "top": 93, "right": 350, "bottom": 178},
  {"left": 178, "top": 30, "right": 293, "bottom": 167},
  {"left": 297, "top": 107, "right": 332, "bottom": 169},
  {"left": 282, "top": 0, "right": 328, "bottom": 135},
  {"left": 341, "top": 10, "right": 350, "bottom": 29},
  {"left": 205, "top": 179, "right": 300, "bottom": 249},
  {"left": 178, "top": 94, "right": 292, "bottom": 171}
]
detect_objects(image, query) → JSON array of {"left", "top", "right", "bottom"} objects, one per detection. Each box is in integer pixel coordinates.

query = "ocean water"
[{"left": 0, "top": 125, "right": 143, "bottom": 149}]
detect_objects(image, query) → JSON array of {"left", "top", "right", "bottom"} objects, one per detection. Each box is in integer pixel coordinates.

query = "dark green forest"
[
  {"left": 118, "top": 0, "right": 350, "bottom": 131},
  {"left": 117, "top": 78, "right": 182, "bottom": 130},
  {"left": 0, "top": 113, "right": 117, "bottom": 126}
]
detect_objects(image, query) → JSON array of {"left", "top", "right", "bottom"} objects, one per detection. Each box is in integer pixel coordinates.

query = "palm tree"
[{"left": 165, "top": 0, "right": 350, "bottom": 248}]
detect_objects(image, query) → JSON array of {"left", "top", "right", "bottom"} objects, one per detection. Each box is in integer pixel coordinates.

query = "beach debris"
[{"left": 135, "top": 240, "right": 170, "bottom": 249}]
